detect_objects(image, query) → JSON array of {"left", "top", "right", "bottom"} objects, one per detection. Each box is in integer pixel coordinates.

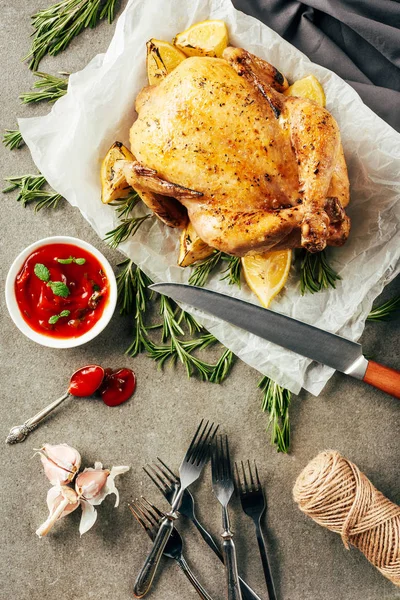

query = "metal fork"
[
  {"left": 235, "top": 461, "right": 276, "bottom": 600},
  {"left": 129, "top": 497, "right": 214, "bottom": 600},
  {"left": 144, "top": 458, "right": 262, "bottom": 600},
  {"left": 212, "top": 435, "right": 242, "bottom": 600},
  {"left": 134, "top": 419, "right": 219, "bottom": 598}
]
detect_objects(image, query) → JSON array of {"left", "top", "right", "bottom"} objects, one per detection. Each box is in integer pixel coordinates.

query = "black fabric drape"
[{"left": 232, "top": 0, "right": 400, "bottom": 132}]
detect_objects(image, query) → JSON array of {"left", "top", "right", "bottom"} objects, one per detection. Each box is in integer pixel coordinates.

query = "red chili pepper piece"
[
  {"left": 98, "top": 368, "right": 136, "bottom": 407},
  {"left": 69, "top": 365, "right": 105, "bottom": 397}
]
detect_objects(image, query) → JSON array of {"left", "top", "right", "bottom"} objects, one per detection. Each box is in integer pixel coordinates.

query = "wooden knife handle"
[{"left": 363, "top": 361, "right": 400, "bottom": 399}]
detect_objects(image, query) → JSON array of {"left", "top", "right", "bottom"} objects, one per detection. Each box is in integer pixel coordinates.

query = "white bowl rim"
[{"left": 5, "top": 236, "right": 118, "bottom": 349}]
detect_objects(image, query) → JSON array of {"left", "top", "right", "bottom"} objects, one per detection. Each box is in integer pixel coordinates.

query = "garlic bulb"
[
  {"left": 36, "top": 486, "right": 80, "bottom": 538},
  {"left": 35, "top": 446, "right": 129, "bottom": 537},
  {"left": 36, "top": 443, "right": 81, "bottom": 485}
]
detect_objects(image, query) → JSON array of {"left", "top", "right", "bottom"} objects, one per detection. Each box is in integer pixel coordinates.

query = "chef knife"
[{"left": 149, "top": 283, "right": 400, "bottom": 399}]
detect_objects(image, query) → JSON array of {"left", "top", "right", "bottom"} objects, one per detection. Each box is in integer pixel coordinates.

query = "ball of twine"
[{"left": 293, "top": 450, "right": 400, "bottom": 586}]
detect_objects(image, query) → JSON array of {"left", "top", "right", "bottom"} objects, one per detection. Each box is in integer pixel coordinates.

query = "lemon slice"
[
  {"left": 100, "top": 142, "right": 134, "bottom": 204},
  {"left": 173, "top": 20, "right": 229, "bottom": 58},
  {"left": 284, "top": 75, "right": 326, "bottom": 107},
  {"left": 178, "top": 222, "right": 214, "bottom": 267},
  {"left": 146, "top": 39, "right": 186, "bottom": 85},
  {"left": 242, "top": 250, "right": 292, "bottom": 308}
]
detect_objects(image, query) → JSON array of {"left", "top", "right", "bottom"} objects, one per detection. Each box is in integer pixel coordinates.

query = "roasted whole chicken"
[{"left": 123, "top": 47, "right": 350, "bottom": 255}]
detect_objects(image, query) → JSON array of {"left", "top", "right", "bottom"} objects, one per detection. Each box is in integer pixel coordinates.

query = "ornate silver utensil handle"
[{"left": 6, "top": 391, "right": 70, "bottom": 444}]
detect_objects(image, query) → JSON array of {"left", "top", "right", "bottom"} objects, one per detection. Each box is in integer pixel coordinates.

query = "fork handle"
[
  {"left": 177, "top": 556, "right": 215, "bottom": 600},
  {"left": 133, "top": 517, "right": 174, "bottom": 598},
  {"left": 255, "top": 523, "right": 277, "bottom": 600},
  {"left": 222, "top": 535, "right": 243, "bottom": 600},
  {"left": 192, "top": 516, "right": 224, "bottom": 561},
  {"left": 192, "top": 516, "right": 262, "bottom": 600}
]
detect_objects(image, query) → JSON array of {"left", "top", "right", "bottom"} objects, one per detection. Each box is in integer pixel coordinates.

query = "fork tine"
[
  {"left": 234, "top": 461, "right": 243, "bottom": 493},
  {"left": 247, "top": 459, "right": 255, "bottom": 491},
  {"left": 188, "top": 420, "right": 219, "bottom": 467},
  {"left": 140, "top": 496, "right": 165, "bottom": 520},
  {"left": 191, "top": 420, "right": 211, "bottom": 466},
  {"left": 254, "top": 460, "right": 261, "bottom": 491},
  {"left": 129, "top": 502, "right": 150, "bottom": 533},
  {"left": 185, "top": 418, "right": 205, "bottom": 459},
  {"left": 241, "top": 460, "right": 249, "bottom": 493},
  {"left": 143, "top": 465, "right": 168, "bottom": 495},
  {"left": 211, "top": 440, "right": 218, "bottom": 484},
  {"left": 156, "top": 457, "right": 179, "bottom": 484},
  {"left": 135, "top": 498, "right": 160, "bottom": 528},
  {"left": 224, "top": 436, "right": 232, "bottom": 480},
  {"left": 152, "top": 464, "right": 176, "bottom": 490}
]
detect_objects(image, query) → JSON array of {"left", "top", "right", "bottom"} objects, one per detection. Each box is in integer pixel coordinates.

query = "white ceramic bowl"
[{"left": 5, "top": 236, "right": 118, "bottom": 349}]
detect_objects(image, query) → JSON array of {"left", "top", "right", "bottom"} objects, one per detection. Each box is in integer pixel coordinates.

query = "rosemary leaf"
[
  {"left": 120, "top": 262, "right": 154, "bottom": 357},
  {"left": 221, "top": 254, "right": 242, "bottom": 287},
  {"left": 3, "top": 174, "right": 64, "bottom": 211},
  {"left": 189, "top": 251, "right": 223, "bottom": 287},
  {"left": 299, "top": 249, "right": 341, "bottom": 295},
  {"left": 209, "top": 348, "right": 235, "bottom": 384},
  {"left": 3, "top": 129, "right": 25, "bottom": 150},
  {"left": 24, "top": 0, "right": 121, "bottom": 71},
  {"left": 105, "top": 214, "right": 152, "bottom": 248},
  {"left": 367, "top": 295, "right": 400, "bottom": 322},
  {"left": 259, "top": 376, "right": 291, "bottom": 453},
  {"left": 20, "top": 71, "right": 69, "bottom": 104},
  {"left": 105, "top": 193, "right": 153, "bottom": 248}
]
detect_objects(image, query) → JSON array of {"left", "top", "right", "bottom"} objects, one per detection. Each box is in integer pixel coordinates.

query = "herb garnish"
[
  {"left": 23, "top": 0, "right": 121, "bottom": 71},
  {"left": 34, "top": 262, "right": 70, "bottom": 297},
  {"left": 57, "top": 256, "right": 86, "bottom": 265},
  {"left": 48, "top": 309, "right": 70, "bottom": 324},
  {"left": 3, "top": 129, "right": 24, "bottom": 150},
  {"left": 299, "top": 249, "right": 341, "bottom": 295},
  {"left": 3, "top": 175, "right": 64, "bottom": 211},
  {"left": 20, "top": 71, "right": 69, "bottom": 104},
  {"left": 367, "top": 294, "right": 400, "bottom": 322}
]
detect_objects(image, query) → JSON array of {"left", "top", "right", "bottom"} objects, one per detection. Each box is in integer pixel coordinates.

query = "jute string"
[{"left": 293, "top": 450, "right": 400, "bottom": 586}]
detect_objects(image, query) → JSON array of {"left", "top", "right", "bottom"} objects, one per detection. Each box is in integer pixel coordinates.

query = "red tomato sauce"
[{"left": 15, "top": 243, "right": 110, "bottom": 339}]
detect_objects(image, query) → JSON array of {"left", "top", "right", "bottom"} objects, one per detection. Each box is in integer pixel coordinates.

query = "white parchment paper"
[{"left": 19, "top": 0, "right": 400, "bottom": 395}]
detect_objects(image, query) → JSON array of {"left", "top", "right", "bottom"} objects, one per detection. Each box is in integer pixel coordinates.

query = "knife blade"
[{"left": 149, "top": 283, "right": 400, "bottom": 399}]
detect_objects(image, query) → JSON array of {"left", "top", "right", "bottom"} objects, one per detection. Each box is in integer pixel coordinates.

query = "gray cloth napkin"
[{"left": 233, "top": 0, "right": 400, "bottom": 132}]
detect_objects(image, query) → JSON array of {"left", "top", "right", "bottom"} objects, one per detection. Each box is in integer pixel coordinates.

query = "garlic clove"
[
  {"left": 75, "top": 466, "right": 110, "bottom": 501},
  {"left": 76, "top": 461, "right": 129, "bottom": 506},
  {"left": 79, "top": 500, "right": 98, "bottom": 536},
  {"left": 36, "top": 485, "right": 80, "bottom": 538},
  {"left": 36, "top": 443, "right": 82, "bottom": 485}
]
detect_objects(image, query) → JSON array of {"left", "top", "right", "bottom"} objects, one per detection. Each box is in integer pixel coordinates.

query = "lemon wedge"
[
  {"left": 284, "top": 74, "right": 326, "bottom": 107},
  {"left": 242, "top": 250, "right": 292, "bottom": 308},
  {"left": 146, "top": 39, "right": 186, "bottom": 85},
  {"left": 100, "top": 142, "right": 134, "bottom": 204},
  {"left": 178, "top": 222, "right": 214, "bottom": 267},
  {"left": 173, "top": 20, "right": 229, "bottom": 58}
]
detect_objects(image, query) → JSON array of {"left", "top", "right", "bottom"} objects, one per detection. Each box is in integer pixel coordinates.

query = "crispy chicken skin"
[{"left": 125, "top": 47, "right": 350, "bottom": 255}]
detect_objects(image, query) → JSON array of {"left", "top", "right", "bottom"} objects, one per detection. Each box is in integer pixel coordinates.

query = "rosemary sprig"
[
  {"left": 299, "top": 249, "right": 341, "bottom": 295},
  {"left": 24, "top": 0, "right": 121, "bottom": 71},
  {"left": 188, "top": 251, "right": 223, "bottom": 286},
  {"left": 3, "top": 174, "right": 64, "bottom": 211},
  {"left": 259, "top": 376, "right": 291, "bottom": 453},
  {"left": 20, "top": 71, "right": 69, "bottom": 104},
  {"left": 221, "top": 255, "right": 242, "bottom": 287},
  {"left": 105, "top": 193, "right": 153, "bottom": 248},
  {"left": 3, "top": 129, "right": 25, "bottom": 150},
  {"left": 117, "top": 260, "right": 234, "bottom": 383},
  {"left": 121, "top": 261, "right": 154, "bottom": 357},
  {"left": 367, "top": 294, "right": 400, "bottom": 322}
]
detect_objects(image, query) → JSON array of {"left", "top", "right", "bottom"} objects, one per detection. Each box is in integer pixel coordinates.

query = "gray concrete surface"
[{"left": 1, "top": 2, "right": 399, "bottom": 599}]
